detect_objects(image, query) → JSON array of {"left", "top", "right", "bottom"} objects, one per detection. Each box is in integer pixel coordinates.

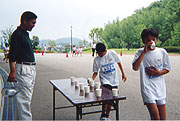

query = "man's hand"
[
  {"left": 7, "top": 71, "right": 16, "bottom": 82},
  {"left": 145, "top": 66, "right": 160, "bottom": 76}
]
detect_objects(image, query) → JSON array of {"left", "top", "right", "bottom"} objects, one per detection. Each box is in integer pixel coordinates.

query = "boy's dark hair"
[
  {"left": 96, "top": 43, "right": 106, "bottom": 52},
  {"left": 20, "top": 11, "right": 37, "bottom": 24},
  {"left": 141, "top": 28, "right": 159, "bottom": 43}
]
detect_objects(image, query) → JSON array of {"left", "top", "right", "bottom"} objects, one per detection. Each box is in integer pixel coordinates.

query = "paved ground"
[{"left": 0, "top": 53, "right": 180, "bottom": 120}]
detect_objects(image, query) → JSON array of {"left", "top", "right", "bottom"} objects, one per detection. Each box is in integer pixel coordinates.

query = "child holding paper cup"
[
  {"left": 132, "top": 28, "right": 171, "bottom": 120},
  {"left": 92, "top": 43, "right": 127, "bottom": 121}
]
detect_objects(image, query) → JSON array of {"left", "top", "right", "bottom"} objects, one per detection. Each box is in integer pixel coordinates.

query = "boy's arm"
[
  {"left": 117, "top": 63, "right": 127, "bottom": 82},
  {"left": 92, "top": 72, "right": 98, "bottom": 80},
  {"left": 145, "top": 66, "right": 170, "bottom": 76},
  {"left": 132, "top": 43, "right": 150, "bottom": 71},
  {"left": 132, "top": 51, "right": 146, "bottom": 71}
]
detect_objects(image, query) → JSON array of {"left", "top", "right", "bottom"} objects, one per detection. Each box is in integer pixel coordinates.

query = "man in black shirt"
[{"left": 8, "top": 11, "right": 37, "bottom": 120}]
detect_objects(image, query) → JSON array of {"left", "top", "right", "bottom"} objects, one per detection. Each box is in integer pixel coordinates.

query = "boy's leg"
[
  {"left": 101, "top": 103, "right": 107, "bottom": 117},
  {"left": 100, "top": 104, "right": 107, "bottom": 120},
  {"left": 5, "top": 55, "right": 8, "bottom": 63},
  {"left": 146, "top": 103, "right": 160, "bottom": 120},
  {"left": 3, "top": 54, "right": 6, "bottom": 61},
  {"left": 106, "top": 104, "right": 112, "bottom": 117},
  {"left": 157, "top": 104, "right": 166, "bottom": 120}
]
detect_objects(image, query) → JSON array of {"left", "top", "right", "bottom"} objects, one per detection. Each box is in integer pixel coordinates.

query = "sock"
[
  {"left": 106, "top": 114, "right": 109, "bottom": 118},
  {"left": 101, "top": 113, "right": 106, "bottom": 117}
]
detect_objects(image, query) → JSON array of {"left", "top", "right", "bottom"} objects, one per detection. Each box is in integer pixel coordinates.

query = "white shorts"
[{"left": 144, "top": 99, "right": 166, "bottom": 105}]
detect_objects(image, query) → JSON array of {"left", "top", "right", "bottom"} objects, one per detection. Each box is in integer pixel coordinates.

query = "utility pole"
[{"left": 70, "top": 26, "right": 72, "bottom": 53}]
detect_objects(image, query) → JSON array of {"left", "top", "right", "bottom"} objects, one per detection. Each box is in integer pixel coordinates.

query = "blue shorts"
[{"left": 144, "top": 99, "right": 166, "bottom": 105}]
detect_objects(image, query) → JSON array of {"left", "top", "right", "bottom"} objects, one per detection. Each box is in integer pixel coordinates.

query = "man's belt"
[{"left": 16, "top": 62, "right": 36, "bottom": 65}]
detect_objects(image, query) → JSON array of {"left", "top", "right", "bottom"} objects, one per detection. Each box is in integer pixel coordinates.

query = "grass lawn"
[
  {"left": 83, "top": 48, "right": 137, "bottom": 54},
  {"left": 109, "top": 48, "right": 137, "bottom": 54},
  {"left": 82, "top": 48, "right": 180, "bottom": 55},
  {"left": 0, "top": 48, "right": 179, "bottom": 55}
]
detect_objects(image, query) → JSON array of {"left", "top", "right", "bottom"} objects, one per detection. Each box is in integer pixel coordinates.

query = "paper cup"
[
  {"left": 87, "top": 78, "right": 93, "bottom": 84},
  {"left": 112, "top": 88, "right": 119, "bottom": 97},
  {"left": 95, "top": 82, "right": 100, "bottom": 89},
  {"left": 89, "top": 80, "right": 94, "bottom": 87},
  {"left": 79, "top": 83, "right": 84, "bottom": 90},
  {"left": 84, "top": 86, "right": 90, "bottom": 93},
  {"left": 90, "top": 86, "right": 94, "bottom": 92},
  {"left": 96, "top": 89, "right": 102, "bottom": 97},
  {"left": 75, "top": 80, "right": 79, "bottom": 87},
  {"left": 70, "top": 77, "right": 75, "bottom": 83}
]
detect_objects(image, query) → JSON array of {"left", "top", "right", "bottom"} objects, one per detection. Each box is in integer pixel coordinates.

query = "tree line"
[
  {"left": 89, "top": 0, "right": 180, "bottom": 50},
  {"left": 0, "top": 25, "right": 39, "bottom": 49}
]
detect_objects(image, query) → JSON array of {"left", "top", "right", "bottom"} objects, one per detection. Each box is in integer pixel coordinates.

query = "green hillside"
[{"left": 101, "top": 0, "right": 180, "bottom": 50}]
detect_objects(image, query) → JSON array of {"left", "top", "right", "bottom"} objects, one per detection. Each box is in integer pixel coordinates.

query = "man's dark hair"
[
  {"left": 141, "top": 28, "right": 159, "bottom": 43},
  {"left": 96, "top": 43, "right": 106, "bottom": 52},
  {"left": 20, "top": 11, "right": 37, "bottom": 24}
]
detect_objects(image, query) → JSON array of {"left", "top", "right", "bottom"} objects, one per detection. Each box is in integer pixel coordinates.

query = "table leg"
[
  {"left": 53, "top": 86, "right": 55, "bottom": 120},
  {"left": 80, "top": 105, "right": 82, "bottom": 119},
  {"left": 76, "top": 105, "right": 80, "bottom": 120},
  {"left": 115, "top": 100, "right": 119, "bottom": 120}
]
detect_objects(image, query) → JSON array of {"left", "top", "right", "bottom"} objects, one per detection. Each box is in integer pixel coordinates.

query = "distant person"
[
  {"left": 132, "top": 28, "right": 171, "bottom": 120},
  {"left": 79, "top": 46, "right": 83, "bottom": 57},
  {"left": 92, "top": 43, "right": 127, "bottom": 121},
  {"left": 91, "top": 42, "right": 96, "bottom": 57},
  {"left": 72, "top": 45, "right": 76, "bottom": 57},
  {"left": 43, "top": 45, "right": 47, "bottom": 53},
  {"left": 8, "top": 11, "right": 37, "bottom": 120},
  {"left": 2, "top": 43, "right": 9, "bottom": 63}
]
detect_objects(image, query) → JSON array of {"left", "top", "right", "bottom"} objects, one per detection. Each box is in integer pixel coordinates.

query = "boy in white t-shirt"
[
  {"left": 3, "top": 43, "right": 9, "bottom": 63},
  {"left": 92, "top": 43, "right": 127, "bottom": 121},
  {"left": 132, "top": 28, "right": 171, "bottom": 120}
]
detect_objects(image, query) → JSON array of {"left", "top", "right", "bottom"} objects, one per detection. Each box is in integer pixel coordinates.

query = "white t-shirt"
[
  {"left": 132, "top": 47, "right": 171, "bottom": 103},
  {"left": 72, "top": 47, "right": 76, "bottom": 51},
  {"left": 93, "top": 50, "right": 121, "bottom": 86},
  {"left": 91, "top": 43, "right": 96, "bottom": 49}
]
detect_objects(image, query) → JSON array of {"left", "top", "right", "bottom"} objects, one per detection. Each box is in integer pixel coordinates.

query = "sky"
[{"left": 0, "top": 0, "right": 158, "bottom": 41}]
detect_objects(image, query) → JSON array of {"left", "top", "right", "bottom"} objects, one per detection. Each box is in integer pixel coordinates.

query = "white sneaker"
[
  {"left": 106, "top": 118, "right": 111, "bottom": 121},
  {"left": 100, "top": 117, "right": 106, "bottom": 121}
]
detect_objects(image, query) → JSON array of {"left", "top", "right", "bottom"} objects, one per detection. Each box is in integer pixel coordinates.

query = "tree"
[
  {"left": 78, "top": 40, "right": 84, "bottom": 47},
  {"left": 170, "top": 22, "right": 180, "bottom": 46},
  {"left": 0, "top": 25, "right": 14, "bottom": 44},
  {"left": 48, "top": 40, "right": 56, "bottom": 50},
  {"left": 32, "top": 36, "right": 39, "bottom": 49},
  {"left": 89, "top": 28, "right": 103, "bottom": 43},
  {"left": 64, "top": 44, "right": 70, "bottom": 53},
  {"left": 93, "top": 0, "right": 180, "bottom": 49},
  {"left": 83, "top": 38, "right": 89, "bottom": 47}
]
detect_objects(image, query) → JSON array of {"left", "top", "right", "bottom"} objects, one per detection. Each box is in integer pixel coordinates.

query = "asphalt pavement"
[{"left": 0, "top": 53, "right": 180, "bottom": 120}]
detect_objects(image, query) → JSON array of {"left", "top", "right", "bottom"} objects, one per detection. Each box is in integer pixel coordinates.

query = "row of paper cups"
[
  {"left": 70, "top": 77, "right": 102, "bottom": 97},
  {"left": 88, "top": 78, "right": 119, "bottom": 97},
  {"left": 70, "top": 77, "right": 119, "bottom": 97}
]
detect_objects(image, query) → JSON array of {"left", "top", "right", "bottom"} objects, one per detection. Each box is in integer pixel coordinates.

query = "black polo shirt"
[{"left": 9, "top": 26, "right": 35, "bottom": 63}]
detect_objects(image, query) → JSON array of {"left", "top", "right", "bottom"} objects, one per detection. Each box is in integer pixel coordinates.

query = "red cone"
[
  {"left": 120, "top": 50, "right": 122, "bottom": 56},
  {"left": 66, "top": 51, "right": 68, "bottom": 58},
  {"left": 42, "top": 51, "right": 44, "bottom": 56}
]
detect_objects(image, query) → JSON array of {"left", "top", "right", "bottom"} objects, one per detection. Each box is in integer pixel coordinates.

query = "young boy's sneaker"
[
  {"left": 106, "top": 117, "right": 111, "bottom": 121},
  {"left": 100, "top": 117, "right": 106, "bottom": 121}
]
